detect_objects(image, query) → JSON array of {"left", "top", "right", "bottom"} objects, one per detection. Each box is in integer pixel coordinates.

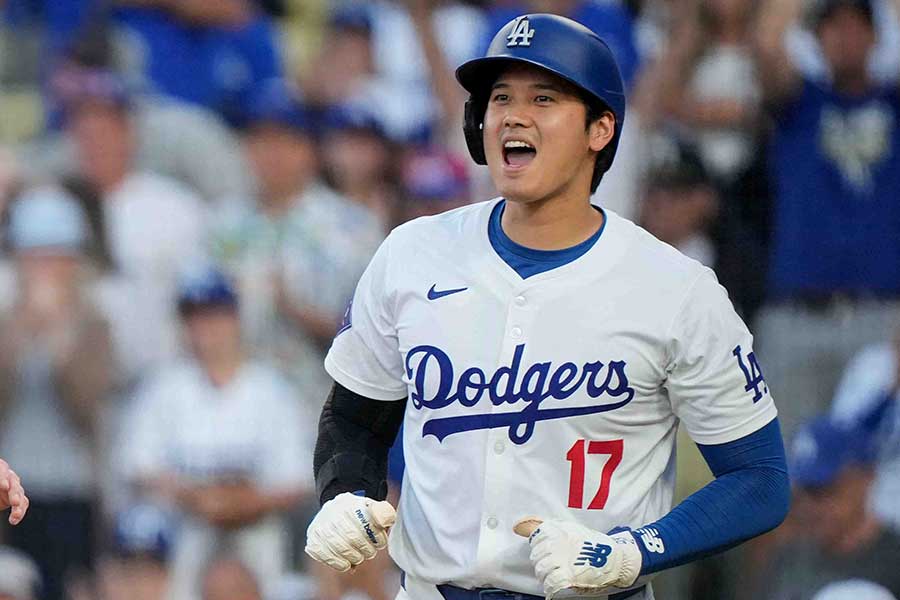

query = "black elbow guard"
[{"left": 313, "top": 382, "right": 406, "bottom": 505}]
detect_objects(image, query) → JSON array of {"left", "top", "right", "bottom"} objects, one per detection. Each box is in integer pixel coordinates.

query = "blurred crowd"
[{"left": 0, "top": 0, "right": 899, "bottom": 599}]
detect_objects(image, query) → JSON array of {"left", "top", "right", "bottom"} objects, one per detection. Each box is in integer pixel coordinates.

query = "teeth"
[{"left": 504, "top": 140, "right": 534, "bottom": 150}]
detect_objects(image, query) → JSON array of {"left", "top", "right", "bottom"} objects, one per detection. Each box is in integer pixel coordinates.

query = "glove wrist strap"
[{"left": 609, "top": 531, "right": 643, "bottom": 587}]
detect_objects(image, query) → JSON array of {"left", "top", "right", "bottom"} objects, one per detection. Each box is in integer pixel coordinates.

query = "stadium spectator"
[
  {"left": 53, "top": 65, "right": 208, "bottom": 377},
  {"left": 633, "top": 0, "right": 762, "bottom": 183},
  {"left": 211, "top": 79, "right": 382, "bottom": 408},
  {"left": 0, "top": 186, "right": 117, "bottom": 600},
  {"left": 638, "top": 135, "right": 766, "bottom": 318},
  {"left": 0, "top": 547, "right": 41, "bottom": 600},
  {"left": 639, "top": 137, "right": 719, "bottom": 268},
  {"left": 396, "top": 146, "right": 471, "bottom": 225},
  {"left": 828, "top": 326, "right": 900, "bottom": 531},
  {"left": 110, "top": 0, "right": 283, "bottom": 126},
  {"left": 116, "top": 263, "right": 311, "bottom": 600},
  {"left": 753, "top": 0, "right": 900, "bottom": 438},
  {"left": 319, "top": 103, "right": 397, "bottom": 233},
  {"left": 12, "top": 26, "right": 254, "bottom": 203},
  {"left": 759, "top": 415, "right": 900, "bottom": 597},
  {"left": 366, "top": 0, "right": 485, "bottom": 142},
  {"left": 40, "top": 54, "right": 254, "bottom": 202},
  {"left": 96, "top": 504, "right": 172, "bottom": 600},
  {"left": 302, "top": 1, "right": 485, "bottom": 145},
  {"left": 301, "top": 5, "right": 375, "bottom": 110}
]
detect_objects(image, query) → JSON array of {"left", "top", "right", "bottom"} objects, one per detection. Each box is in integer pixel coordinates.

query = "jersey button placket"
[{"left": 474, "top": 289, "right": 536, "bottom": 578}]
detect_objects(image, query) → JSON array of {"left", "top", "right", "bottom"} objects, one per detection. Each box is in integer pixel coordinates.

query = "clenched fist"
[
  {"left": 514, "top": 517, "right": 642, "bottom": 599},
  {"left": 305, "top": 493, "right": 396, "bottom": 572}
]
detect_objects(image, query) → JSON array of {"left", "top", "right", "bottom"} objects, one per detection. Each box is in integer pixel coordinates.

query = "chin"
[
  {"left": 493, "top": 171, "right": 543, "bottom": 203},
  {"left": 497, "top": 183, "right": 541, "bottom": 204}
]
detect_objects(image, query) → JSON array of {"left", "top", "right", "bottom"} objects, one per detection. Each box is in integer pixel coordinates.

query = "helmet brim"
[{"left": 456, "top": 55, "right": 624, "bottom": 117}]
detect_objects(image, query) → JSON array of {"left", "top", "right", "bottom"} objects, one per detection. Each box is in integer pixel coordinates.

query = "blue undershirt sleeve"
[{"left": 629, "top": 417, "right": 790, "bottom": 575}]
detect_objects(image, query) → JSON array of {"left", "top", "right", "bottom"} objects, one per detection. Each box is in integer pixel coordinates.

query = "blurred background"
[{"left": 0, "top": 0, "right": 899, "bottom": 599}]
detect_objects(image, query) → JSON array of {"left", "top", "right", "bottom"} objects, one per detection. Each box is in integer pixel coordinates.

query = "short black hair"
[{"left": 809, "top": 0, "right": 874, "bottom": 30}]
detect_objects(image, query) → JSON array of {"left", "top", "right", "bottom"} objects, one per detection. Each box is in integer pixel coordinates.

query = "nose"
[{"left": 502, "top": 106, "right": 532, "bottom": 129}]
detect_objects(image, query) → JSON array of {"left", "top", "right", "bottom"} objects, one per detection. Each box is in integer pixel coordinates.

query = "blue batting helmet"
[{"left": 455, "top": 14, "right": 626, "bottom": 183}]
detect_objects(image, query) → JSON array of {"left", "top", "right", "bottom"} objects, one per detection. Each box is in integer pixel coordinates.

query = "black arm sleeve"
[{"left": 313, "top": 382, "right": 406, "bottom": 505}]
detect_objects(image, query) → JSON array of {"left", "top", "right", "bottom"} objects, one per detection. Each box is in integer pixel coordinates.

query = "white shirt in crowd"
[
  {"left": 212, "top": 181, "right": 383, "bottom": 410},
  {"left": 94, "top": 171, "right": 208, "bottom": 377},
  {"left": 356, "top": 1, "right": 486, "bottom": 141},
  {"left": 117, "top": 360, "right": 313, "bottom": 600},
  {"left": 830, "top": 342, "right": 900, "bottom": 532},
  {"left": 688, "top": 44, "right": 761, "bottom": 181}
]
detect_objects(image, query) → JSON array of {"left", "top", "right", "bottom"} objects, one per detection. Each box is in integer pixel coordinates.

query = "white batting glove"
[
  {"left": 514, "top": 517, "right": 642, "bottom": 599},
  {"left": 305, "top": 492, "right": 396, "bottom": 572}
]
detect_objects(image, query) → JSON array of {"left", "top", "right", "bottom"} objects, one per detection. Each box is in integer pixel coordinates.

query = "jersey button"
[
  {"left": 493, "top": 440, "right": 505, "bottom": 454},
  {"left": 511, "top": 326, "right": 523, "bottom": 338},
  {"left": 487, "top": 517, "right": 499, "bottom": 529},
  {"left": 514, "top": 295, "right": 526, "bottom": 306}
]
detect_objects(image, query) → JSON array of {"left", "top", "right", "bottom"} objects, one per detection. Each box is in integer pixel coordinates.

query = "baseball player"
[{"left": 306, "top": 14, "right": 790, "bottom": 600}]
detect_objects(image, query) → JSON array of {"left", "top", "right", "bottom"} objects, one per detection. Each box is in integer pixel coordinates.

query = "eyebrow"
[{"left": 490, "top": 81, "right": 566, "bottom": 93}]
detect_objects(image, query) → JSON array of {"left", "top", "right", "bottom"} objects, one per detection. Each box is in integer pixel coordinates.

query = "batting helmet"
[{"left": 455, "top": 14, "right": 626, "bottom": 187}]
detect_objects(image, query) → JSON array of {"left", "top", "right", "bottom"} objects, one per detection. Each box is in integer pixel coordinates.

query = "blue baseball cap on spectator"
[
  {"left": 321, "top": 103, "right": 386, "bottom": 139},
  {"left": 243, "top": 78, "right": 313, "bottom": 135},
  {"left": 329, "top": 4, "right": 372, "bottom": 33},
  {"left": 176, "top": 262, "right": 239, "bottom": 315},
  {"left": 7, "top": 185, "right": 89, "bottom": 255},
  {"left": 50, "top": 65, "right": 132, "bottom": 113},
  {"left": 790, "top": 415, "right": 877, "bottom": 488},
  {"left": 113, "top": 504, "right": 172, "bottom": 562},
  {"left": 402, "top": 148, "right": 470, "bottom": 202}
]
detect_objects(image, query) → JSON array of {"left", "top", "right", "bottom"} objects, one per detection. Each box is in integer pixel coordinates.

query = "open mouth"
[{"left": 503, "top": 140, "right": 537, "bottom": 168}]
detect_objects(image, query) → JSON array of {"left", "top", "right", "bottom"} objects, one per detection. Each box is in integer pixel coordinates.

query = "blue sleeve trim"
[{"left": 633, "top": 418, "right": 791, "bottom": 575}]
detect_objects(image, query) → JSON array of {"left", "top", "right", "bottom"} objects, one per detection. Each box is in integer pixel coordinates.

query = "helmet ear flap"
[{"left": 463, "top": 97, "right": 487, "bottom": 165}]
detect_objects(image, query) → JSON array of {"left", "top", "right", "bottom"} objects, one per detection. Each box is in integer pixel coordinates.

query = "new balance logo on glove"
[{"left": 574, "top": 541, "right": 612, "bottom": 568}]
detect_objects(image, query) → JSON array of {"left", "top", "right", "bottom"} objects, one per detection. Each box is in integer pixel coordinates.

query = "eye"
[
  {"left": 535, "top": 95, "right": 554, "bottom": 103},
  {"left": 492, "top": 93, "right": 509, "bottom": 103}
]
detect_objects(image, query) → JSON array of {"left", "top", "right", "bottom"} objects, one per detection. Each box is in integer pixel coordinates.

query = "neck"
[
  {"left": 501, "top": 189, "right": 603, "bottom": 250},
  {"left": 97, "top": 168, "right": 128, "bottom": 196},
  {"left": 836, "top": 511, "right": 881, "bottom": 554},
  {"left": 834, "top": 70, "right": 871, "bottom": 96},
  {"left": 342, "top": 178, "right": 379, "bottom": 202},
  {"left": 261, "top": 185, "right": 303, "bottom": 217},
  {"left": 718, "top": 22, "right": 745, "bottom": 45},
  {"left": 201, "top": 351, "right": 242, "bottom": 388}
]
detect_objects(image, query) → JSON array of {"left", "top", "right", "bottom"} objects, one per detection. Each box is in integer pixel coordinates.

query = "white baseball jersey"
[
  {"left": 117, "top": 359, "right": 313, "bottom": 600},
  {"left": 325, "top": 199, "right": 777, "bottom": 595}
]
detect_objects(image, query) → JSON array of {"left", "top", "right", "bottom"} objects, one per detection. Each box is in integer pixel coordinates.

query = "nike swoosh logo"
[{"left": 427, "top": 284, "right": 468, "bottom": 300}]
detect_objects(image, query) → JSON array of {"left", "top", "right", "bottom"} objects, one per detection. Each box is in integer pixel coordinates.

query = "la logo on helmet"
[{"left": 507, "top": 16, "right": 535, "bottom": 47}]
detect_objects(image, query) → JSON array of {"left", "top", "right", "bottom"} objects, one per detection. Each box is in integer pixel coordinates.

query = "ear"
[{"left": 588, "top": 111, "right": 616, "bottom": 153}]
